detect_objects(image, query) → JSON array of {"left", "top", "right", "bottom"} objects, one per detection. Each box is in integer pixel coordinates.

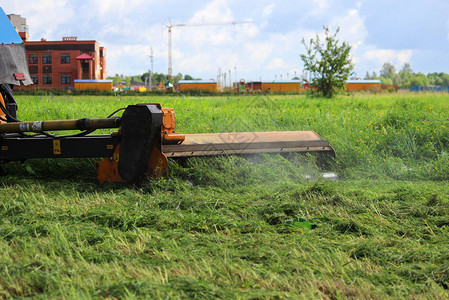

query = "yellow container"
[
  {"left": 179, "top": 80, "right": 217, "bottom": 92},
  {"left": 74, "top": 80, "right": 113, "bottom": 91}
]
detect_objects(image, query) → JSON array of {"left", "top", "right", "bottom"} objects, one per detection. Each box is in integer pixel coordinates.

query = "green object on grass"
[{"left": 283, "top": 218, "right": 316, "bottom": 229}]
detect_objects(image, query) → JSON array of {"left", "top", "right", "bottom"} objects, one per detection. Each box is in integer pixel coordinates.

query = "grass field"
[{"left": 0, "top": 93, "right": 448, "bottom": 298}]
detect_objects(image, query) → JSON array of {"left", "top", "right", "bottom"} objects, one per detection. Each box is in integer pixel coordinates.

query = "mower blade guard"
[{"left": 118, "top": 104, "right": 163, "bottom": 182}]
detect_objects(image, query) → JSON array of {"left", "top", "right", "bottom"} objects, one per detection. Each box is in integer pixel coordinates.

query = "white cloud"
[
  {"left": 189, "top": 0, "right": 235, "bottom": 24},
  {"left": 244, "top": 42, "right": 272, "bottom": 63},
  {"left": 310, "top": 0, "right": 329, "bottom": 16},
  {"left": 265, "top": 58, "right": 289, "bottom": 70},
  {"left": 396, "top": 50, "right": 413, "bottom": 65},
  {"left": 364, "top": 49, "right": 413, "bottom": 67},
  {"left": 2, "top": 0, "right": 76, "bottom": 40},
  {"left": 85, "top": 0, "right": 155, "bottom": 20},
  {"left": 263, "top": 4, "right": 275, "bottom": 17},
  {"left": 330, "top": 7, "right": 368, "bottom": 51}
]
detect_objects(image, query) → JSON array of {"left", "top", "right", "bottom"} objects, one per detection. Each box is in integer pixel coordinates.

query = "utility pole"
[
  {"left": 217, "top": 67, "right": 222, "bottom": 91},
  {"left": 149, "top": 47, "right": 154, "bottom": 91},
  {"left": 165, "top": 19, "right": 253, "bottom": 80},
  {"left": 234, "top": 65, "right": 237, "bottom": 89}
]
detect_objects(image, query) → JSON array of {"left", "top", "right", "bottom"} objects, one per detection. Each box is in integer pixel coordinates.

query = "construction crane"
[{"left": 165, "top": 19, "right": 254, "bottom": 80}]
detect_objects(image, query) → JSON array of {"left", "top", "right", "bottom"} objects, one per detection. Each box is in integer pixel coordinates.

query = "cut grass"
[{"left": 0, "top": 93, "right": 448, "bottom": 298}]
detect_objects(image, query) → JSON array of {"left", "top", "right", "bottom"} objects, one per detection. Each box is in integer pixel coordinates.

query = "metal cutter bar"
[{"left": 162, "top": 131, "right": 335, "bottom": 158}]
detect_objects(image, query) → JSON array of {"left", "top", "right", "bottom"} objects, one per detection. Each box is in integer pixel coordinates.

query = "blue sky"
[{"left": 1, "top": 0, "right": 448, "bottom": 81}]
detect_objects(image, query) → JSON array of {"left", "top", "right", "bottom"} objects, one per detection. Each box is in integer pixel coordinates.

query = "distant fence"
[
  {"left": 381, "top": 84, "right": 398, "bottom": 92},
  {"left": 410, "top": 86, "right": 449, "bottom": 92}
]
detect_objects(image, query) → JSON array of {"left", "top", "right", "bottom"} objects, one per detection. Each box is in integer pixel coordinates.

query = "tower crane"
[{"left": 165, "top": 19, "right": 254, "bottom": 80}]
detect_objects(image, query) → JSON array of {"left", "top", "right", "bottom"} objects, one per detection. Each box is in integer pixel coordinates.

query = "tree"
[
  {"left": 379, "top": 62, "right": 402, "bottom": 86},
  {"left": 364, "top": 71, "right": 371, "bottom": 80},
  {"left": 399, "top": 63, "right": 413, "bottom": 88},
  {"left": 410, "top": 73, "right": 429, "bottom": 87},
  {"left": 401, "top": 63, "right": 413, "bottom": 74},
  {"left": 141, "top": 72, "right": 149, "bottom": 83},
  {"left": 428, "top": 72, "right": 449, "bottom": 86},
  {"left": 300, "top": 26, "right": 353, "bottom": 98},
  {"left": 380, "top": 62, "right": 396, "bottom": 79},
  {"left": 111, "top": 74, "right": 121, "bottom": 85},
  {"left": 172, "top": 72, "right": 183, "bottom": 86}
]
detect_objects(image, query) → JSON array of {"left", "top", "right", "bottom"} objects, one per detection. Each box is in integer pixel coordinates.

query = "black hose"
[
  {"left": 107, "top": 107, "right": 126, "bottom": 118},
  {"left": 43, "top": 106, "right": 125, "bottom": 138}
]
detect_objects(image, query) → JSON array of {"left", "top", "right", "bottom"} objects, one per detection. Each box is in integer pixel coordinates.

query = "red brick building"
[
  {"left": 21, "top": 38, "right": 107, "bottom": 90},
  {"left": 8, "top": 14, "right": 107, "bottom": 90}
]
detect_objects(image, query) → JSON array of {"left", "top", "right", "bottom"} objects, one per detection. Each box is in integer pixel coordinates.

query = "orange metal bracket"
[
  {"left": 96, "top": 143, "right": 169, "bottom": 184},
  {"left": 95, "top": 143, "right": 126, "bottom": 184},
  {"left": 0, "top": 94, "right": 6, "bottom": 124},
  {"left": 146, "top": 144, "right": 168, "bottom": 178},
  {"left": 161, "top": 107, "right": 185, "bottom": 144}
]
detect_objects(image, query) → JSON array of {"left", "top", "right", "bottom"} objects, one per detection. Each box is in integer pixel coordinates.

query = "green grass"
[{"left": 0, "top": 93, "right": 448, "bottom": 298}]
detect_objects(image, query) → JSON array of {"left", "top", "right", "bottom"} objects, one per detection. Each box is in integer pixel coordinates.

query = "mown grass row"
[
  {"left": 1, "top": 176, "right": 448, "bottom": 298},
  {"left": 0, "top": 93, "right": 447, "bottom": 298}
]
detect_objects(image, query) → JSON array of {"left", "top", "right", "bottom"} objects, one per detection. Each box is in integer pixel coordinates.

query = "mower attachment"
[{"left": 0, "top": 102, "right": 335, "bottom": 184}]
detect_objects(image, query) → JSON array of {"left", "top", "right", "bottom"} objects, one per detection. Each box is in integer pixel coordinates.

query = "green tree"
[
  {"left": 172, "top": 72, "right": 183, "bottom": 86},
  {"left": 300, "top": 26, "right": 353, "bottom": 98},
  {"left": 380, "top": 62, "right": 396, "bottom": 79},
  {"left": 111, "top": 74, "right": 121, "bottom": 85},
  {"left": 398, "top": 63, "right": 413, "bottom": 88},
  {"left": 379, "top": 62, "right": 401, "bottom": 85},
  {"left": 401, "top": 63, "right": 413, "bottom": 74},
  {"left": 410, "top": 73, "right": 429, "bottom": 87},
  {"left": 380, "top": 77, "right": 393, "bottom": 85},
  {"left": 140, "top": 72, "right": 149, "bottom": 83},
  {"left": 153, "top": 72, "right": 168, "bottom": 85},
  {"left": 427, "top": 72, "right": 449, "bottom": 86},
  {"left": 364, "top": 71, "right": 371, "bottom": 80},
  {"left": 438, "top": 73, "right": 449, "bottom": 86}
]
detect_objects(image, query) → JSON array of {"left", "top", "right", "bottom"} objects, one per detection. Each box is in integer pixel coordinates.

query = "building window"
[
  {"left": 61, "top": 74, "right": 71, "bottom": 84},
  {"left": 42, "top": 65, "right": 52, "bottom": 73},
  {"left": 61, "top": 54, "right": 70, "bottom": 64},
  {"left": 31, "top": 75, "right": 38, "bottom": 84},
  {"left": 29, "top": 65, "right": 38, "bottom": 74},
  {"left": 43, "top": 75, "right": 52, "bottom": 84},
  {"left": 42, "top": 54, "right": 52, "bottom": 64},
  {"left": 28, "top": 54, "right": 38, "bottom": 65}
]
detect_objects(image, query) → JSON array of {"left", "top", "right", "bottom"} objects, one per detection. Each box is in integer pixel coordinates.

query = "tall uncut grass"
[
  {"left": 0, "top": 93, "right": 447, "bottom": 298},
  {"left": 15, "top": 92, "right": 449, "bottom": 181}
]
